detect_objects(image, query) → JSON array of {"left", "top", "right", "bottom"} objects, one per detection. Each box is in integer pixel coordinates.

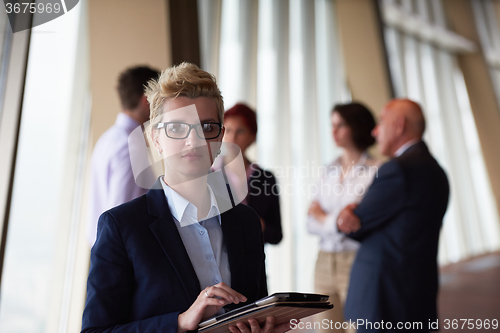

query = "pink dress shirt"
[{"left": 87, "top": 113, "right": 148, "bottom": 246}]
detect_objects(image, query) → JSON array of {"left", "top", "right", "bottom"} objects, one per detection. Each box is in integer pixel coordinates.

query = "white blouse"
[{"left": 307, "top": 153, "right": 380, "bottom": 253}]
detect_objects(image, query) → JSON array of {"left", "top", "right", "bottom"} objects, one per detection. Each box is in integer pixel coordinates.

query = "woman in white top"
[{"left": 307, "top": 102, "right": 379, "bottom": 333}]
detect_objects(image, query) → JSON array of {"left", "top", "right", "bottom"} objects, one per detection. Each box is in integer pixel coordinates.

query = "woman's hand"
[
  {"left": 308, "top": 201, "right": 327, "bottom": 223},
  {"left": 177, "top": 282, "right": 247, "bottom": 333},
  {"left": 337, "top": 203, "right": 360, "bottom": 233},
  {"left": 228, "top": 317, "right": 292, "bottom": 333}
]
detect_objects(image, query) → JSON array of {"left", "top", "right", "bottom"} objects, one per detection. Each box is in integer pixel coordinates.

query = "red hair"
[{"left": 224, "top": 103, "right": 258, "bottom": 134}]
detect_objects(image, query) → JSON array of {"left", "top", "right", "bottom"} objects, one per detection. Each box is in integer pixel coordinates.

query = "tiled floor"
[
  {"left": 438, "top": 252, "right": 500, "bottom": 332},
  {"left": 292, "top": 252, "right": 500, "bottom": 333}
]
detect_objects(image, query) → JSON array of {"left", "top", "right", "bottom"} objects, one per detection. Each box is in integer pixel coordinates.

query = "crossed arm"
[{"left": 336, "top": 161, "right": 406, "bottom": 240}]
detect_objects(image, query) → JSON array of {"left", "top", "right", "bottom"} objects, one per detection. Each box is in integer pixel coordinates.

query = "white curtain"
[{"left": 198, "top": 0, "right": 348, "bottom": 292}]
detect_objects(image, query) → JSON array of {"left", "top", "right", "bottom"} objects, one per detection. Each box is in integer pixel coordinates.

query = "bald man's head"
[
  {"left": 372, "top": 98, "right": 426, "bottom": 157},
  {"left": 386, "top": 99, "right": 425, "bottom": 138}
]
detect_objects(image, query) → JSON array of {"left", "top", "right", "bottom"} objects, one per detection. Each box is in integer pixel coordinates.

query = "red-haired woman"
[{"left": 223, "top": 103, "right": 283, "bottom": 245}]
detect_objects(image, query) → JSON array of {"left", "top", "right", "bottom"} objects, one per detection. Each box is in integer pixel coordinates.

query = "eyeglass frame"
[{"left": 156, "top": 121, "right": 223, "bottom": 140}]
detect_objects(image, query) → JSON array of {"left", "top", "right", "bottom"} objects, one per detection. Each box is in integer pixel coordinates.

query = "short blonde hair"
[{"left": 145, "top": 62, "right": 224, "bottom": 139}]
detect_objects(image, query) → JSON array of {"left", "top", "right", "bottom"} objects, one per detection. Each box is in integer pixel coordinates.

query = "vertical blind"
[{"left": 198, "top": 0, "right": 349, "bottom": 292}]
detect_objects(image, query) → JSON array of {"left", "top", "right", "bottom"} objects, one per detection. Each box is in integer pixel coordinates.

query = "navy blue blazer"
[
  {"left": 345, "top": 142, "right": 449, "bottom": 332},
  {"left": 81, "top": 180, "right": 268, "bottom": 333}
]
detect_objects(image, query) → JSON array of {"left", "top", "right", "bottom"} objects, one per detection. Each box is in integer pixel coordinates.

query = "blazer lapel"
[
  {"left": 220, "top": 208, "right": 246, "bottom": 293},
  {"left": 146, "top": 184, "right": 201, "bottom": 304}
]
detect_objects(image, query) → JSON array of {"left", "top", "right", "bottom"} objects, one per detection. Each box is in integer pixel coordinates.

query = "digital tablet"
[
  {"left": 198, "top": 292, "right": 331, "bottom": 329},
  {"left": 197, "top": 302, "right": 333, "bottom": 333}
]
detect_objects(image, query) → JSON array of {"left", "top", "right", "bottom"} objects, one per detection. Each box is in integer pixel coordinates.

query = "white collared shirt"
[
  {"left": 160, "top": 179, "right": 231, "bottom": 290},
  {"left": 394, "top": 139, "right": 420, "bottom": 157},
  {"left": 307, "top": 153, "right": 380, "bottom": 252},
  {"left": 162, "top": 178, "right": 221, "bottom": 227}
]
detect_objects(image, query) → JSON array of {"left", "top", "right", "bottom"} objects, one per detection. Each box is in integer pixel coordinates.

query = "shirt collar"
[
  {"left": 332, "top": 152, "right": 370, "bottom": 168},
  {"left": 160, "top": 177, "right": 221, "bottom": 227},
  {"left": 116, "top": 112, "right": 140, "bottom": 133},
  {"left": 394, "top": 139, "right": 420, "bottom": 157}
]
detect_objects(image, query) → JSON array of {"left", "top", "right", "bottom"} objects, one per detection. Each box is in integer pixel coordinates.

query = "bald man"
[{"left": 337, "top": 99, "right": 449, "bottom": 332}]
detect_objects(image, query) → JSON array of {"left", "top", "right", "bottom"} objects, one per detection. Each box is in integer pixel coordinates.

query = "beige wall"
[
  {"left": 496, "top": 1, "right": 500, "bottom": 29},
  {"left": 336, "top": 0, "right": 392, "bottom": 115},
  {"left": 443, "top": 0, "right": 500, "bottom": 212},
  {"left": 88, "top": 0, "right": 171, "bottom": 147},
  {"left": 336, "top": 0, "right": 392, "bottom": 160}
]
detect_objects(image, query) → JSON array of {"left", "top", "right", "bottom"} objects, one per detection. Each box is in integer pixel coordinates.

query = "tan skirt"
[{"left": 313, "top": 250, "right": 357, "bottom": 333}]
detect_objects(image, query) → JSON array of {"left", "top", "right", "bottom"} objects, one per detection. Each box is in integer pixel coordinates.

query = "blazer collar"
[
  {"left": 146, "top": 178, "right": 201, "bottom": 304},
  {"left": 397, "top": 140, "right": 428, "bottom": 158}
]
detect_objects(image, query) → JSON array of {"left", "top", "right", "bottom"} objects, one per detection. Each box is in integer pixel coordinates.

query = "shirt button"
[
  {"left": 199, "top": 230, "right": 205, "bottom": 235},
  {"left": 206, "top": 254, "right": 212, "bottom": 260},
  {"left": 214, "top": 279, "right": 219, "bottom": 284}
]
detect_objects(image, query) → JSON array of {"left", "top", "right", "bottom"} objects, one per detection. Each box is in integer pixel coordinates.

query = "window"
[
  {"left": 0, "top": 3, "right": 91, "bottom": 332},
  {"left": 380, "top": 0, "right": 500, "bottom": 263}
]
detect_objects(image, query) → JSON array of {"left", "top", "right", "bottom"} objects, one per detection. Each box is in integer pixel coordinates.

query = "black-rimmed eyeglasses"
[{"left": 156, "top": 122, "right": 223, "bottom": 140}]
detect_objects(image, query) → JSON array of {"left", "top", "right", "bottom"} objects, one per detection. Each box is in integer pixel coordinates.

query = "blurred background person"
[
  {"left": 86, "top": 65, "right": 160, "bottom": 246},
  {"left": 337, "top": 99, "right": 449, "bottom": 333},
  {"left": 307, "top": 102, "right": 379, "bottom": 333},
  {"left": 222, "top": 103, "right": 283, "bottom": 245}
]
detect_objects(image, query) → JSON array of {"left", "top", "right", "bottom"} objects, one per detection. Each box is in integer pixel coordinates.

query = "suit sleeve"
[
  {"left": 81, "top": 212, "right": 178, "bottom": 333},
  {"left": 261, "top": 173, "right": 283, "bottom": 245},
  {"left": 258, "top": 205, "right": 269, "bottom": 298},
  {"left": 347, "top": 160, "right": 406, "bottom": 241},
  {"left": 259, "top": 246, "right": 269, "bottom": 300}
]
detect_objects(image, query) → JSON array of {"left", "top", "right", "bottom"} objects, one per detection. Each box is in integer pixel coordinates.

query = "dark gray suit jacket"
[{"left": 345, "top": 141, "right": 449, "bottom": 332}]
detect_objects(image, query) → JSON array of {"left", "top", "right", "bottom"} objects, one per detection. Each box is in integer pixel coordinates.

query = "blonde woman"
[{"left": 82, "top": 63, "right": 290, "bottom": 333}]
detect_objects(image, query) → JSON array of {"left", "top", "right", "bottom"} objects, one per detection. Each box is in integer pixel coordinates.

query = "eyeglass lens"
[{"left": 165, "top": 122, "right": 221, "bottom": 139}]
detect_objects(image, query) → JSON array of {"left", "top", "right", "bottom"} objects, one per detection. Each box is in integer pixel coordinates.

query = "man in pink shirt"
[{"left": 87, "top": 66, "right": 160, "bottom": 246}]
